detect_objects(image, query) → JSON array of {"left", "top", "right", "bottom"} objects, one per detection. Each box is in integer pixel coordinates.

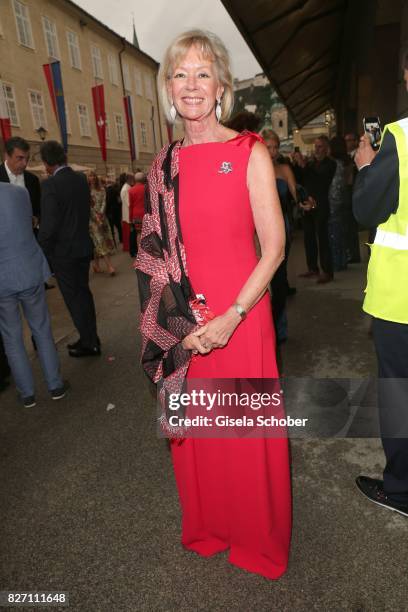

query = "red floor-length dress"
[{"left": 170, "top": 132, "right": 292, "bottom": 580}]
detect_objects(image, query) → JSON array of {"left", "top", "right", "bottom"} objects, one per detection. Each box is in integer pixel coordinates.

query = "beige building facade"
[
  {"left": 0, "top": 0, "right": 167, "bottom": 176},
  {"left": 293, "top": 111, "right": 336, "bottom": 155}
]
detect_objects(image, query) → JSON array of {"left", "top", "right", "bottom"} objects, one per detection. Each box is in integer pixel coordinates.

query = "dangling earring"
[
  {"left": 170, "top": 103, "right": 177, "bottom": 122},
  {"left": 215, "top": 98, "right": 222, "bottom": 122}
]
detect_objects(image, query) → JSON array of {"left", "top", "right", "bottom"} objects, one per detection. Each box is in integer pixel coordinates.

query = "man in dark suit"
[
  {"left": 38, "top": 140, "right": 100, "bottom": 358},
  {"left": 0, "top": 136, "right": 41, "bottom": 222},
  {"left": 0, "top": 136, "right": 43, "bottom": 388},
  {"left": 295, "top": 136, "right": 337, "bottom": 283},
  {"left": 105, "top": 178, "right": 122, "bottom": 246}
]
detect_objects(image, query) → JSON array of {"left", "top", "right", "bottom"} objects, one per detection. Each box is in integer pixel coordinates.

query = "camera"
[{"left": 363, "top": 116, "right": 382, "bottom": 150}]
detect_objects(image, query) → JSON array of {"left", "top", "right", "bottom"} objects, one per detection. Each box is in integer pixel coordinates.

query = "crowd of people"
[
  {"left": 1, "top": 27, "right": 407, "bottom": 585},
  {"left": 255, "top": 129, "right": 365, "bottom": 344},
  {"left": 0, "top": 136, "right": 146, "bottom": 402}
]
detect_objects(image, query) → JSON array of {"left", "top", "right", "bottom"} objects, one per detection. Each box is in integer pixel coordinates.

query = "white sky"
[{"left": 74, "top": 0, "right": 261, "bottom": 79}]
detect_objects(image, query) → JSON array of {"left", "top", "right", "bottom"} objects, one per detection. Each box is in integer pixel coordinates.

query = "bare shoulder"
[
  {"left": 248, "top": 140, "right": 274, "bottom": 169},
  {"left": 247, "top": 141, "right": 275, "bottom": 192}
]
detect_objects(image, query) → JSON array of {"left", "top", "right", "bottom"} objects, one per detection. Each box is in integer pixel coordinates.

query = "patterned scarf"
[{"left": 135, "top": 141, "right": 199, "bottom": 436}]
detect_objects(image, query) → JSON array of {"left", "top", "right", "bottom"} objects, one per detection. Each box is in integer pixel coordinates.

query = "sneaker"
[
  {"left": 50, "top": 383, "right": 69, "bottom": 400},
  {"left": 23, "top": 395, "right": 36, "bottom": 408},
  {"left": 355, "top": 476, "right": 408, "bottom": 517}
]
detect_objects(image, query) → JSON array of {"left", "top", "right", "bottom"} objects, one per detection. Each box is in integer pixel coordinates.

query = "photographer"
[{"left": 352, "top": 54, "right": 408, "bottom": 517}]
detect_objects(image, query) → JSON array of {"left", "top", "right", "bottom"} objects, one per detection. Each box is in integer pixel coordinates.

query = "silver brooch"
[{"left": 218, "top": 161, "right": 233, "bottom": 174}]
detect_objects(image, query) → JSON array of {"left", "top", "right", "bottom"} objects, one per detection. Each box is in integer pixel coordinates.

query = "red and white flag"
[
  {"left": 0, "top": 80, "right": 12, "bottom": 143},
  {"left": 92, "top": 84, "right": 107, "bottom": 162}
]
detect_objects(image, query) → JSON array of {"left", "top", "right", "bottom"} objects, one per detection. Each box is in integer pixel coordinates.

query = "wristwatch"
[{"left": 234, "top": 303, "right": 247, "bottom": 321}]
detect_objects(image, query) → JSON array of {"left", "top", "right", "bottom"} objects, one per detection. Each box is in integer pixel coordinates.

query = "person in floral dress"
[{"left": 88, "top": 172, "right": 116, "bottom": 275}]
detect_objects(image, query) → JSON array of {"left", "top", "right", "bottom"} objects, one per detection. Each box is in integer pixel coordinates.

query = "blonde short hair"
[{"left": 158, "top": 29, "right": 234, "bottom": 124}]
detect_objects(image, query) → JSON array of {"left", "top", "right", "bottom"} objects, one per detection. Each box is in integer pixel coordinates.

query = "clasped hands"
[{"left": 181, "top": 307, "right": 241, "bottom": 355}]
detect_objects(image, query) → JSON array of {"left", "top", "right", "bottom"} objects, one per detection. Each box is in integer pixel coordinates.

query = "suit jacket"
[
  {"left": 301, "top": 156, "right": 337, "bottom": 218},
  {"left": 105, "top": 183, "right": 121, "bottom": 220},
  {"left": 0, "top": 163, "right": 41, "bottom": 218},
  {"left": 0, "top": 183, "right": 50, "bottom": 297},
  {"left": 38, "top": 166, "right": 94, "bottom": 259},
  {"left": 352, "top": 130, "right": 399, "bottom": 228}
]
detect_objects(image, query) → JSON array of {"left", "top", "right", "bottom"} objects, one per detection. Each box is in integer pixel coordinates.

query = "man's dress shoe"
[{"left": 68, "top": 346, "right": 101, "bottom": 358}]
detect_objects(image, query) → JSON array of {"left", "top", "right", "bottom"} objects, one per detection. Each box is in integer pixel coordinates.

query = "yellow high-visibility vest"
[{"left": 363, "top": 118, "right": 408, "bottom": 323}]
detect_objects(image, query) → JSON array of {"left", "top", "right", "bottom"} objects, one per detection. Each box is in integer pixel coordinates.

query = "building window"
[
  {"left": 123, "top": 62, "right": 131, "bottom": 92},
  {"left": 66, "top": 30, "right": 81, "bottom": 70},
  {"left": 42, "top": 16, "right": 59, "bottom": 59},
  {"left": 278, "top": 119, "right": 283, "bottom": 128},
  {"left": 105, "top": 115, "right": 110, "bottom": 141},
  {"left": 91, "top": 44, "right": 103, "bottom": 79},
  {"left": 134, "top": 68, "right": 143, "bottom": 96},
  {"left": 13, "top": 0, "right": 34, "bottom": 49},
  {"left": 140, "top": 120, "right": 148, "bottom": 146},
  {"left": 114, "top": 113, "right": 125, "bottom": 142},
  {"left": 28, "top": 90, "right": 47, "bottom": 129},
  {"left": 2, "top": 82, "right": 19, "bottom": 127},
  {"left": 77, "top": 103, "right": 91, "bottom": 137},
  {"left": 144, "top": 73, "right": 153, "bottom": 100},
  {"left": 107, "top": 53, "right": 119, "bottom": 86}
]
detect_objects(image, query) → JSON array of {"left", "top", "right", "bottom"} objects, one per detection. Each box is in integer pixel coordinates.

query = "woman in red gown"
[{"left": 136, "top": 30, "right": 291, "bottom": 580}]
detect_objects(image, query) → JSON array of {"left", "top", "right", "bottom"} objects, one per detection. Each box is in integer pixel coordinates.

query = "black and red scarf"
[{"left": 135, "top": 141, "right": 200, "bottom": 435}]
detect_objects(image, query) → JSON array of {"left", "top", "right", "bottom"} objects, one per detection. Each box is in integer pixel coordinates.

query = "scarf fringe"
[{"left": 158, "top": 413, "right": 188, "bottom": 441}]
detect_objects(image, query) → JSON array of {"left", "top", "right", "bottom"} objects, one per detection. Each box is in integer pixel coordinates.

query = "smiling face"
[{"left": 167, "top": 45, "right": 223, "bottom": 123}]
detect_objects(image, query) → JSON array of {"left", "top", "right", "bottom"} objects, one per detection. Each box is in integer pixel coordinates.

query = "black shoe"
[
  {"left": 355, "top": 476, "right": 408, "bottom": 517},
  {"left": 22, "top": 395, "right": 36, "bottom": 408},
  {"left": 67, "top": 339, "right": 81, "bottom": 350},
  {"left": 68, "top": 346, "right": 101, "bottom": 358},
  {"left": 67, "top": 337, "right": 101, "bottom": 350},
  {"left": 50, "top": 382, "right": 69, "bottom": 400}
]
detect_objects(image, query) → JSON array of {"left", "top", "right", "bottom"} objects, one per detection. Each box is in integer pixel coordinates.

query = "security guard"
[{"left": 353, "top": 65, "right": 408, "bottom": 517}]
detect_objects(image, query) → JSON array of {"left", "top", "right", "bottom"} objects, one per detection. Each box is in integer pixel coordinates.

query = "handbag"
[{"left": 188, "top": 294, "right": 215, "bottom": 326}]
